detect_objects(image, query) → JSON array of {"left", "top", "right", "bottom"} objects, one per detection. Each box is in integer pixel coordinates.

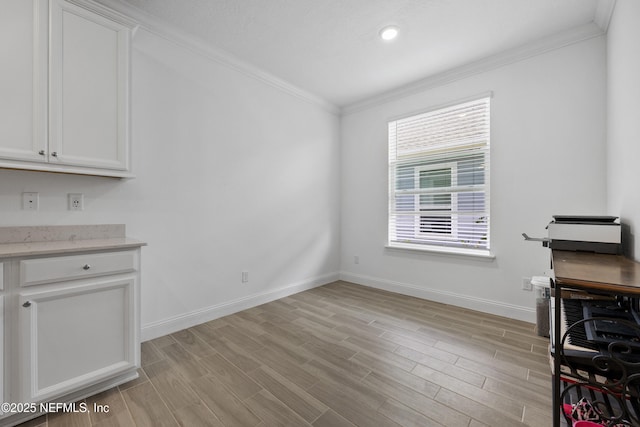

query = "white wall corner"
[
  {"left": 339, "top": 272, "right": 536, "bottom": 323},
  {"left": 594, "top": 0, "right": 617, "bottom": 32},
  {"left": 140, "top": 272, "right": 340, "bottom": 341}
]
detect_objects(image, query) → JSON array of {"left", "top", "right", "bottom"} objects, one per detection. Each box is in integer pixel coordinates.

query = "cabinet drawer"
[{"left": 20, "top": 251, "right": 136, "bottom": 287}]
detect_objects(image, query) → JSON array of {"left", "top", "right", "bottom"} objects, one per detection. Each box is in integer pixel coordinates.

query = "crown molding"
[
  {"left": 72, "top": 1, "right": 610, "bottom": 118},
  {"left": 65, "top": 0, "right": 138, "bottom": 29},
  {"left": 342, "top": 22, "right": 605, "bottom": 115},
  {"left": 594, "top": 0, "right": 617, "bottom": 32},
  {"left": 93, "top": 0, "right": 340, "bottom": 115}
]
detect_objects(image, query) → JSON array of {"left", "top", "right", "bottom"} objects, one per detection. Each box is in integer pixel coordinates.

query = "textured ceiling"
[{"left": 98, "top": 0, "right": 601, "bottom": 107}]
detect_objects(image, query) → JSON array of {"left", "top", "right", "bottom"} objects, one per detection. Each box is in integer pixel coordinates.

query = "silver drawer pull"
[
  {"left": 51, "top": 152, "right": 58, "bottom": 157},
  {"left": 23, "top": 301, "right": 31, "bottom": 308},
  {"left": 83, "top": 264, "right": 91, "bottom": 270}
]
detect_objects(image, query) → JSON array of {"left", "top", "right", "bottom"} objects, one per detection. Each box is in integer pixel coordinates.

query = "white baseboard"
[
  {"left": 141, "top": 272, "right": 340, "bottom": 341},
  {"left": 339, "top": 272, "right": 536, "bottom": 323}
]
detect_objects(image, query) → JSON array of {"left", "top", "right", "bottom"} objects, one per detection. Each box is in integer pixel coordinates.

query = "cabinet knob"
[
  {"left": 51, "top": 152, "right": 58, "bottom": 157},
  {"left": 23, "top": 301, "right": 31, "bottom": 308},
  {"left": 83, "top": 264, "right": 91, "bottom": 270},
  {"left": 38, "top": 150, "right": 45, "bottom": 155}
]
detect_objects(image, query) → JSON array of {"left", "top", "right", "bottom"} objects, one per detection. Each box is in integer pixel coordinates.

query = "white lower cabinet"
[
  {"left": 19, "top": 276, "right": 137, "bottom": 402},
  {"left": 0, "top": 248, "right": 141, "bottom": 426},
  {"left": 1, "top": 262, "right": 5, "bottom": 417}
]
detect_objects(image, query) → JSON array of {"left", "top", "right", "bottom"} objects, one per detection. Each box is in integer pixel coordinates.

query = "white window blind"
[{"left": 388, "top": 97, "right": 490, "bottom": 252}]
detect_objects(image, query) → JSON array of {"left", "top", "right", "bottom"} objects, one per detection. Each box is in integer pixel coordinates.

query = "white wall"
[
  {"left": 606, "top": 0, "right": 640, "bottom": 260},
  {"left": 340, "top": 36, "right": 607, "bottom": 321},
  {"left": 0, "top": 29, "right": 341, "bottom": 340}
]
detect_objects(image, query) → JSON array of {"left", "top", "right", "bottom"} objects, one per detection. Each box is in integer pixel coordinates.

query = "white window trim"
[
  {"left": 387, "top": 95, "right": 491, "bottom": 255},
  {"left": 385, "top": 242, "right": 495, "bottom": 259}
]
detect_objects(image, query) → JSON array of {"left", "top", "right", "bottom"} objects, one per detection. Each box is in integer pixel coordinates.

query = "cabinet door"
[
  {"left": 19, "top": 276, "right": 138, "bottom": 402},
  {"left": 1, "top": 263, "right": 4, "bottom": 414},
  {"left": 1, "top": 264, "right": 3, "bottom": 415},
  {"left": 0, "top": 0, "right": 47, "bottom": 163},
  {"left": 0, "top": 294, "right": 3, "bottom": 416},
  {"left": 49, "top": 0, "right": 130, "bottom": 171}
]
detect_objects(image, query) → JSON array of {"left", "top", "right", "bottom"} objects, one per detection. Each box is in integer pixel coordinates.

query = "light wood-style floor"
[{"left": 16, "top": 281, "right": 551, "bottom": 427}]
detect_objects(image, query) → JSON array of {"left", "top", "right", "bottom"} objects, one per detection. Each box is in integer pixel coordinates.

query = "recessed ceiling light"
[{"left": 379, "top": 25, "right": 399, "bottom": 41}]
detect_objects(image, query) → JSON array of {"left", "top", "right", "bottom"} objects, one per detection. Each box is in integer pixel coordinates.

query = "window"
[
  {"left": 388, "top": 96, "right": 490, "bottom": 253},
  {"left": 417, "top": 163, "right": 455, "bottom": 235}
]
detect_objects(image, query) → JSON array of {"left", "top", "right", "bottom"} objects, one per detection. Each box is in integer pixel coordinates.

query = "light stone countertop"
[{"left": 0, "top": 225, "right": 146, "bottom": 258}]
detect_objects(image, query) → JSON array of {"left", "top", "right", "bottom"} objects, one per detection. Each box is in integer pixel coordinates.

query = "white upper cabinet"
[
  {"left": 50, "top": 0, "right": 130, "bottom": 171},
  {"left": 0, "top": 0, "right": 135, "bottom": 177},
  {"left": 0, "top": 0, "right": 47, "bottom": 164}
]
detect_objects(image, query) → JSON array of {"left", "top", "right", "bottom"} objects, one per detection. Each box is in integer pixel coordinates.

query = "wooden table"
[{"left": 551, "top": 250, "right": 640, "bottom": 426}]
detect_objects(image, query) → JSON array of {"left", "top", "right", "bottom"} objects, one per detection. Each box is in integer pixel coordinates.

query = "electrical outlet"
[
  {"left": 354, "top": 255, "right": 360, "bottom": 264},
  {"left": 241, "top": 271, "right": 249, "bottom": 283},
  {"left": 22, "top": 192, "right": 39, "bottom": 211},
  {"left": 522, "top": 277, "right": 533, "bottom": 291},
  {"left": 68, "top": 193, "right": 84, "bottom": 211}
]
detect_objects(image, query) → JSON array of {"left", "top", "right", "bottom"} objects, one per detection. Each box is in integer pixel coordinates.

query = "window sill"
[{"left": 385, "top": 242, "right": 495, "bottom": 260}]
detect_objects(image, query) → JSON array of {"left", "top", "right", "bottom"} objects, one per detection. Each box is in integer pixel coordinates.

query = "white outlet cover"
[
  {"left": 22, "top": 192, "right": 39, "bottom": 210},
  {"left": 68, "top": 193, "right": 84, "bottom": 211}
]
